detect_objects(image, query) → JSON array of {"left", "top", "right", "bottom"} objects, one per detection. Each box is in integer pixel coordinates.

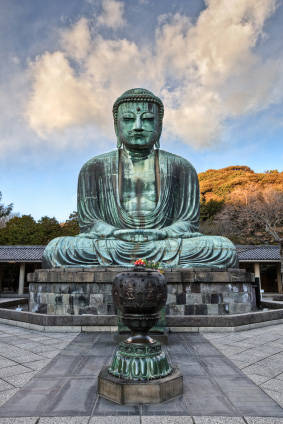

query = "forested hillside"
[{"left": 198, "top": 166, "right": 283, "bottom": 247}]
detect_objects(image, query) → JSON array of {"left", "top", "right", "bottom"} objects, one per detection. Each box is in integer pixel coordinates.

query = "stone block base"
[
  {"left": 28, "top": 267, "right": 254, "bottom": 315},
  {"left": 98, "top": 365, "right": 183, "bottom": 404}
]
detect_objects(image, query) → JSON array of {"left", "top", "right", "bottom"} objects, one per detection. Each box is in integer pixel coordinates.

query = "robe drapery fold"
[{"left": 42, "top": 149, "right": 238, "bottom": 269}]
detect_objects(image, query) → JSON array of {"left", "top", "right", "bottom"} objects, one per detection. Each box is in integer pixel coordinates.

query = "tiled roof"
[
  {"left": 0, "top": 246, "right": 46, "bottom": 262},
  {"left": 0, "top": 245, "right": 280, "bottom": 263},
  {"left": 236, "top": 245, "right": 280, "bottom": 261}
]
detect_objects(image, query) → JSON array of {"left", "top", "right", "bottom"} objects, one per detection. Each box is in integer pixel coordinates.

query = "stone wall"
[{"left": 28, "top": 268, "right": 254, "bottom": 316}]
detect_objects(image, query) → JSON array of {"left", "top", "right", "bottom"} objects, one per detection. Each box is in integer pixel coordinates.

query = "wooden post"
[
  {"left": 277, "top": 263, "right": 282, "bottom": 294},
  {"left": 0, "top": 263, "right": 3, "bottom": 293},
  {"left": 18, "top": 262, "right": 25, "bottom": 295},
  {"left": 254, "top": 262, "right": 261, "bottom": 291}
]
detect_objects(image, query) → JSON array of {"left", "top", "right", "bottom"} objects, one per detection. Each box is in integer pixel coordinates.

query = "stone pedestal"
[
  {"left": 28, "top": 267, "right": 254, "bottom": 316},
  {"left": 98, "top": 365, "right": 183, "bottom": 404}
]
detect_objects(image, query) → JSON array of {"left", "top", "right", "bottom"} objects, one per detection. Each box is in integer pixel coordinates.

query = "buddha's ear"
[
  {"left": 114, "top": 122, "right": 122, "bottom": 148},
  {"left": 155, "top": 123, "right": 162, "bottom": 149}
]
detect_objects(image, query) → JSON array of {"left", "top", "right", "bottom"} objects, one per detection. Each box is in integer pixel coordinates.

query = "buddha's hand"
[{"left": 113, "top": 229, "right": 167, "bottom": 242}]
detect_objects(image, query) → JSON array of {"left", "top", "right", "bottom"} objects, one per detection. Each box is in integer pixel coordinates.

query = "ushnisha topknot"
[{"left": 113, "top": 88, "right": 164, "bottom": 125}]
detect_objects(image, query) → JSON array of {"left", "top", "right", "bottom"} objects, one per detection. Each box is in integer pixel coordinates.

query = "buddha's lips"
[{"left": 130, "top": 131, "right": 153, "bottom": 138}]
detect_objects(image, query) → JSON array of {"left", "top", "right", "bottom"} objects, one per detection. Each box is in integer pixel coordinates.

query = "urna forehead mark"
[{"left": 118, "top": 102, "right": 157, "bottom": 115}]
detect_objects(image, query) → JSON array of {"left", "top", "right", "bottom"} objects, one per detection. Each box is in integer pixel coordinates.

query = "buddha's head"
[{"left": 113, "top": 88, "right": 164, "bottom": 150}]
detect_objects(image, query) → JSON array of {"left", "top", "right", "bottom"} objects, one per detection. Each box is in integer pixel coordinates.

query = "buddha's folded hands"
[{"left": 113, "top": 229, "right": 167, "bottom": 242}]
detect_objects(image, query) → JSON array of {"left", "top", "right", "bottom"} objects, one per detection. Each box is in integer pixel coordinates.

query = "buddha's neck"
[{"left": 122, "top": 145, "right": 155, "bottom": 160}]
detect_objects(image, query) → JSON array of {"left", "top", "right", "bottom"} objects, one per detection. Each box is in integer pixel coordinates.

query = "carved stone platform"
[
  {"left": 28, "top": 267, "right": 254, "bottom": 316},
  {"left": 98, "top": 365, "right": 183, "bottom": 404}
]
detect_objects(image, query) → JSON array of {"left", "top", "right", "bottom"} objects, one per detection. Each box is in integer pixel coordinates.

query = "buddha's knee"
[{"left": 42, "top": 236, "right": 75, "bottom": 268}]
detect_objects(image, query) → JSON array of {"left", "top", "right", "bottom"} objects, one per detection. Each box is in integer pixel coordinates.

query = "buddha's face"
[{"left": 116, "top": 102, "right": 161, "bottom": 149}]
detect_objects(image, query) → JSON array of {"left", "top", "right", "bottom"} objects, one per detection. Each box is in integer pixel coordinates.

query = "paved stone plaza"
[{"left": 0, "top": 324, "right": 282, "bottom": 422}]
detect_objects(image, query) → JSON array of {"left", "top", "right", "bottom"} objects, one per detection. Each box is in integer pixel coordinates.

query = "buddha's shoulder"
[
  {"left": 80, "top": 150, "right": 117, "bottom": 171},
  {"left": 158, "top": 150, "right": 196, "bottom": 172}
]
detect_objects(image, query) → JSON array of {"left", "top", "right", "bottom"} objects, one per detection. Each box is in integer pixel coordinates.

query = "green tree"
[
  {"left": 200, "top": 199, "right": 224, "bottom": 222},
  {"left": 0, "top": 212, "right": 80, "bottom": 245},
  {"left": 61, "top": 212, "right": 80, "bottom": 236},
  {"left": 0, "top": 192, "right": 13, "bottom": 219},
  {"left": 0, "top": 215, "right": 39, "bottom": 245},
  {"left": 37, "top": 216, "right": 62, "bottom": 245}
]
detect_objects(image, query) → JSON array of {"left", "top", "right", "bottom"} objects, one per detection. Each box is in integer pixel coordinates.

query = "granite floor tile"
[
  {"left": 0, "top": 381, "right": 15, "bottom": 393},
  {"left": 0, "top": 359, "right": 17, "bottom": 369},
  {"left": 71, "top": 333, "right": 101, "bottom": 344},
  {"left": 228, "top": 357, "right": 262, "bottom": 370},
  {"left": 2, "top": 372, "right": 35, "bottom": 388},
  {"left": 43, "top": 377, "right": 97, "bottom": 417},
  {"left": 35, "top": 353, "right": 85, "bottom": 378},
  {"left": 92, "top": 395, "right": 140, "bottom": 416},
  {"left": 90, "top": 417, "right": 140, "bottom": 424},
  {"left": 24, "top": 345, "right": 60, "bottom": 354},
  {"left": 141, "top": 395, "right": 189, "bottom": 416},
  {"left": 241, "top": 364, "right": 283, "bottom": 378},
  {"left": 39, "top": 417, "right": 89, "bottom": 423},
  {"left": 245, "top": 418, "right": 283, "bottom": 424},
  {"left": 141, "top": 417, "right": 193, "bottom": 424},
  {"left": 0, "top": 349, "right": 26, "bottom": 359},
  {"left": 215, "top": 346, "right": 251, "bottom": 357},
  {"left": 248, "top": 344, "right": 283, "bottom": 356},
  {"left": 193, "top": 417, "right": 245, "bottom": 424},
  {"left": 38, "top": 350, "right": 62, "bottom": 359},
  {"left": 243, "top": 373, "right": 270, "bottom": 385},
  {"left": 0, "top": 389, "right": 19, "bottom": 408},
  {"left": 0, "top": 365, "right": 32, "bottom": 379},
  {"left": 24, "top": 360, "right": 50, "bottom": 372},
  {"left": 200, "top": 356, "right": 243, "bottom": 377},
  {"left": 8, "top": 341, "right": 41, "bottom": 349},
  {"left": 274, "top": 373, "right": 283, "bottom": 381},
  {"left": 71, "top": 356, "right": 110, "bottom": 376},
  {"left": 172, "top": 355, "right": 209, "bottom": 377},
  {"left": 8, "top": 353, "right": 44, "bottom": 364},
  {"left": 262, "top": 389, "right": 283, "bottom": 408},
  {"left": 213, "top": 376, "right": 283, "bottom": 417},
  {"left": 0, "top": 377, "right": 68, "bottom": 417},
  {"left": 261, "top": 378, "right": 283, "bottom": 393},
  {"left": 87, "top": 343, "right": 116, "bottom": 357},
  {"left": 0, "top": 418, "right": 38, "bottom": 424},
  {"left": 182, "top": 376, "right": 239, "bottom": 416}
]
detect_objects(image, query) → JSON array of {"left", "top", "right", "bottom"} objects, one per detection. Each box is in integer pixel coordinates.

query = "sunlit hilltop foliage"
[
  {"left": 199, "top": 167, "right": 283, "bottom": 250},
  {"left": 199, "top": 166, "right": 283, "bottom": 202}
]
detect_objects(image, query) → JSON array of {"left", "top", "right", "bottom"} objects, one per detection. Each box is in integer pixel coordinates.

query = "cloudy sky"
[{"left": 1, "top": 0, "right": 282, "bottom": 222}]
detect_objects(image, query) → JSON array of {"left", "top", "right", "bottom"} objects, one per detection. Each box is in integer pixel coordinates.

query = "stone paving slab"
[
  {"left": 0, "top": 329, "right": 282, "bottom": 419},
  {"left": 0, "top": 323, "right": 282, "bottom": 420},
  {"left": 0, "top": 417, "right": 283, "bottom": 423}
]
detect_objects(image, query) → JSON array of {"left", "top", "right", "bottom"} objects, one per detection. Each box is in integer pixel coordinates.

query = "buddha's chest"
[{"left": 120, "top": 157, "right": 157, "bottom": 214}]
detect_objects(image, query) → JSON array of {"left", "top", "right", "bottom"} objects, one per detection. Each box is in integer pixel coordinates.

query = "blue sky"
[{"left": 0, "top": 0, "right": 282, "bottom": 222}]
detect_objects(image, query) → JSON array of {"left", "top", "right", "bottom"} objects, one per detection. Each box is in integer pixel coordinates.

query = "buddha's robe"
[{"left": 42, "top": 150, "right": 238, "bottom": 269}]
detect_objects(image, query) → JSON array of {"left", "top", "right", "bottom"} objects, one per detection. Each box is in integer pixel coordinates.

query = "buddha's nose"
[{"left": 134, "top": 115, "right": 143, "bottom": 131}]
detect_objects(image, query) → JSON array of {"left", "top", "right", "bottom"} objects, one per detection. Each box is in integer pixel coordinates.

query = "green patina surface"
[
  {"left": 108, "top": 341, "right": 172, "bottom": 380},
  {"left": 43, "top": 88, "right": 238, "bottom": 269}
]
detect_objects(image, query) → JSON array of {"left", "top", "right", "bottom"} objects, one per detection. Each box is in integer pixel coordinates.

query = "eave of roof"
[{"left": 0, "top": 246, "right": 46, "bottom": 262}]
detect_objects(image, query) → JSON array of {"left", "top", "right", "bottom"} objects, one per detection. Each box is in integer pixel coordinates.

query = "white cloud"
[
  {"left": 24, "top": 0, "right": 283, "bottom": 150},
  {"left": 97, "top": 0, "right": 126, "bottom": 29},
  {"left": 61, "top": 18, "right": 91, "bottom": 61}
]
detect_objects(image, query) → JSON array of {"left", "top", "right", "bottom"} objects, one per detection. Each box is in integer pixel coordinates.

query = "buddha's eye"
[
  {"left": 122, "top": 114, "right": 135, "bottom": 121},
  {"left": 142, "top": 113, "right": 154, "bottom": 120}
]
